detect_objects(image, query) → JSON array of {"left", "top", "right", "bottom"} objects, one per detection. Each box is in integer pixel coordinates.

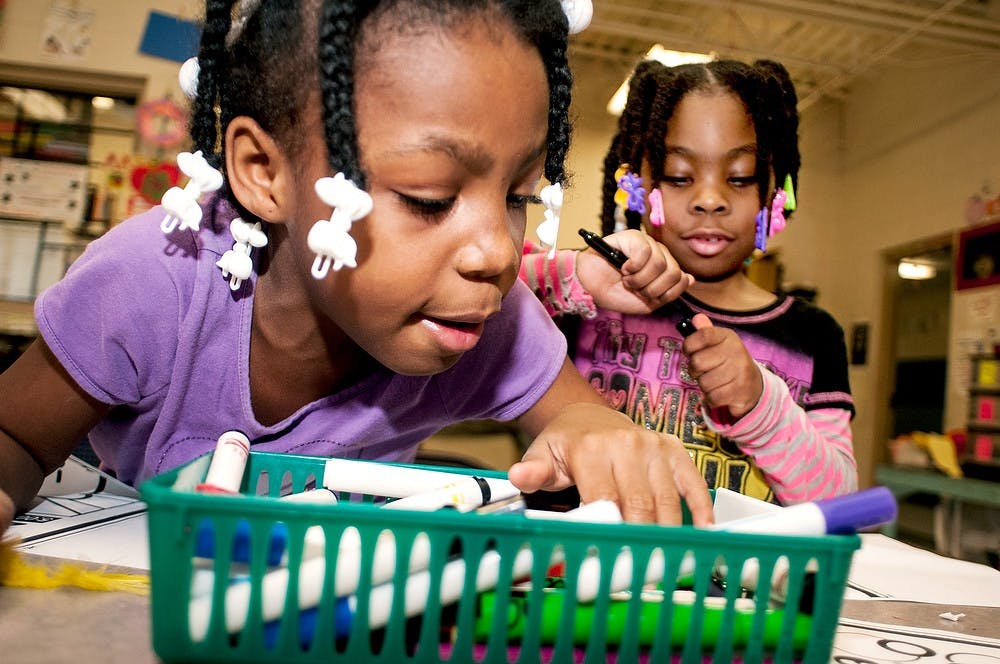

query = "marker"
[
  {"left": 471, "top": 586, "right": 812, "bottom": 651},
  {"left": 382, "top": 476, "right": 520, "bottom": 512},
  {"left": 593, "top": 487, "right": 899, "bottom": 606},
  {"left": 189, "top": 544, "right": 536, "bottom": 645},
  {"left": 188, "top": 501, "right": 618, "bottom": 642},
  {"left": 189, "top": 490, "right": 339, "bottom": 599},
  {"left": 322, "top": 458, "right": 496, "bottom": 499},
  {"left": 577, "top": 228, "right": 696, "bottom": 337},
  {"left": 709, "top": 486, "right": 897, "bottom": 537},
  {"left": 195, "top": 430, "right": 250, "bottom": 494},
  {"left": 578, "top": 228, "right": 628, "bottom": 269}
]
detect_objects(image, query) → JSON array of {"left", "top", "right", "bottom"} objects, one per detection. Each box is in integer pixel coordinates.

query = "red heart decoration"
[{"left": 131, "top": 163, "right": 180, "bottom": 205}]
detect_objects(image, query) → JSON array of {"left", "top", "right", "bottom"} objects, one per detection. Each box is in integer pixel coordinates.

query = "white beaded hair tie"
[
  {"left": 561, "top": 0, "right": 593, "bottom": 34},
  {"left": 536, "top": 182, "right": 563, "bottom": 259},
  {"left": 216, "top": 217, "right": 268, "bottom": 290},
  {"left": 308, "top": 173, "right": 373, "bottom": 278},
  {"left": 160, "top": 151, "right": 225, "bottom": 234}
]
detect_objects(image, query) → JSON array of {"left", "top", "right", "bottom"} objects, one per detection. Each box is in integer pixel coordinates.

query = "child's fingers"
[
  {"left": 692, "top": 312, "right": 713, "bottom": 330},
  {"left": 506, "top": 454, "right": 567, "bottom": 495}
]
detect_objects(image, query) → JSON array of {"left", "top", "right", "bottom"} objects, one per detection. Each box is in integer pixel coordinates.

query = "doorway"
[
  {"left": 885, "top": 242, "right": 954, "bottom": 438},
  {"left": 877, "top": 235, "right": 953, "bottom": 552}
]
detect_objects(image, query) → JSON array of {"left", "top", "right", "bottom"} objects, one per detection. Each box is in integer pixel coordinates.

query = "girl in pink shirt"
[{"left": 523, "top": 59, "right": 857, "bottom": 504}]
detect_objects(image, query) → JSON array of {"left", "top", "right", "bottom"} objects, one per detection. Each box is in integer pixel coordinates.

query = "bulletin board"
[{"left": 0, "top": 157, "right": 87, "bottom": 224}]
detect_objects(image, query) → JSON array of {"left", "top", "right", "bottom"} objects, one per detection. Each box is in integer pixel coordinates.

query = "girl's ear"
[{"left": 225, "top": 116, "right": 292, "bottom": 223}]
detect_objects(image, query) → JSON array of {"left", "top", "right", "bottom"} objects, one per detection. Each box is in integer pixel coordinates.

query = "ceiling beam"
[
  {"left": 594, "top": 0, "right": 1000, "bottom": 50},
  {"left": 798, "top": 0, "right": 973, "bottom": 109}
]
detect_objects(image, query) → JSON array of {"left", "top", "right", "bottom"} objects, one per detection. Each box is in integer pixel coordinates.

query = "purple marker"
[{"left": 710, "top": 486, "right": 898, "bottom": 536}]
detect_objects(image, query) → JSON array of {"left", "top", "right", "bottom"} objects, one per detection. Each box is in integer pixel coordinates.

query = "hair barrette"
[
  {"left": 309, "top": 173, "right": 373, "bottom": 278},
  {"left": 768, "top": 189, "right": 787, "bottom": 237},
  {"left": 782, "top": 173, "right": 796, "bottom": 212},
  {"left": 560, "top": 0, "right": 593, "bottom": 34},
  {"left": 160, "top": 151, "right": 224, "bottom": 234},
  {"left": 216, "top": 217, "right": 268, "bottom": 290},
  {"left": 614, "top": 164, "right": 646, "bottom": 215},
  {"left": 535, "top": 183, "right": 563, "bottom": 259},
  {"left": 648, "top": 187, "right": 664, "bottom": 227},
  {"left": 754, "top": 207, "right": 768, "bottom": 252}
]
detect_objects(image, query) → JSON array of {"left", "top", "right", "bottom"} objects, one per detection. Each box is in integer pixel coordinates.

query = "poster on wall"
[
  {"left": 956, "top": 220, "right": 1000, "bottom": 290},
  {"left": 0, "top": 157, "right": 87, "bottom": 224},
  {"left": 40, "top": 1, "right": 93, "bottom": 61}
]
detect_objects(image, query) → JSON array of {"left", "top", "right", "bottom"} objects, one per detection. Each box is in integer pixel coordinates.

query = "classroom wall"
[
  {"left": 790, "top": 58, "right": 1000, "bottom": 487},
  {"left": 0, "top": 0, "right": 195, "bottom": 103}
]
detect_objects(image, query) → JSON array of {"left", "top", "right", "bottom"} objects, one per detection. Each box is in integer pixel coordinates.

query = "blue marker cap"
[
  {"left": 194, "top": 520, "right": 286, "bottom": 566},
  {"left": 816, "top": 486, "right": 897, "bottom": 534}
]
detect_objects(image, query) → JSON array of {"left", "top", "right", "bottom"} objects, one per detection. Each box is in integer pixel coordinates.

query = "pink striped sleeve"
[
  {"left": 703, "top": 366, "right": 857, "bottom": 504},
  {"left": 518, "top": 244, "right": 596, "bottom": 319}
]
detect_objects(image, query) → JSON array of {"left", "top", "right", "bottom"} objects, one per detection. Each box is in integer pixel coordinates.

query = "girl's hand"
[
  {"left": 576, "top": 230, "right": 693, "bottom": 314},
  {"left": 683, "top": 314, "right": 763, "bottom": 421},
  {"left": 508, "top": 402, "right": 713, "bottom": 526}
]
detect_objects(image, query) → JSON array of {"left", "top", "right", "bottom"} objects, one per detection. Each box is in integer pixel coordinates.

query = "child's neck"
[
  {"left": 686, "top": 272, "right": 778, "bottom": 312},
  {"left": 247, "top": 237, "right": 377, "bottom": 425}
]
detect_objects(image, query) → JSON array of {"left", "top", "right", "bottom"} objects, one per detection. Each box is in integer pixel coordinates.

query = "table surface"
[
  {"left": 2, "top": 582, "right": 997, "bottom": 664},
  {"left": 875, "top": 464, "right": 1000, "bottom": 505}
]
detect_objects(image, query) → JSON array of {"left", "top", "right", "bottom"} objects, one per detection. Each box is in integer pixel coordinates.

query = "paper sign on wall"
[{"left": 0, "top": 157, "right": 87, "bottom": 223}]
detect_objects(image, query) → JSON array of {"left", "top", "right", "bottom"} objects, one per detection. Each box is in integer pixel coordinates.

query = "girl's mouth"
[
  {"left": 419, "top": 316, "right": 486, "bottom": 355},
  {"left": 685, "top": 233, "right": 731, "bottom": 258}
]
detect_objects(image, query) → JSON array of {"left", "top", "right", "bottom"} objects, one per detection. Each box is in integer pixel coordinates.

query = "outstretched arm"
[
  {"left": 509, "top": 356, "right": 713, "bottom": 526},
  {"left": 0, "top": 339, "right": 108, "bottom": 534},
  {"left": 520, "top": 230, "right": 692, "bottom": 317}
]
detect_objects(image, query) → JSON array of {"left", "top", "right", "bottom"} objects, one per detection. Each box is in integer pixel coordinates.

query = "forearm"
[
  {"left": 704, "top": 367, "right": 858, "bottom": 504},
  {"left": 516, "top": 356, "right": 610, "bottom": 438},
  {"left": 0, "top": 430, "right": 47, "bottom": 518},
  {"left": 519, "top": 247, "right": 595, "bottom": 319}
]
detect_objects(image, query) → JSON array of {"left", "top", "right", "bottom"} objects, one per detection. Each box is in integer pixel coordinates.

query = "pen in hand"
[{"left": 577, "top": 228, "right": 695, "bottom": 337}]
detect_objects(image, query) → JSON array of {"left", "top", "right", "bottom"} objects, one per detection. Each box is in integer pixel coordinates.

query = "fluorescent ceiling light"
[
  {"left": 607, "top": 44, "right": 715, "bottom": 116},
  {"left": 897, "top": 259, "right": 937, "bottom": 280},
  {"left": 91, "top": 96, "right": 115, "bottom": 110}
]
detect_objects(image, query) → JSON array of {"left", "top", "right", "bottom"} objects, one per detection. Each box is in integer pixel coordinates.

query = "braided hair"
[
  {"left": 600, "top": 59, "right": 800, "bottom": 235},
  {"left": 187, "top": 0, "right": 574, "bottom": 220}
]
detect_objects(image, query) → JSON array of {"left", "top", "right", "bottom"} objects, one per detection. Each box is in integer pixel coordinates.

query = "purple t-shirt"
[{"left": 35, "top": 200, "right": 567, "bottom": 485}]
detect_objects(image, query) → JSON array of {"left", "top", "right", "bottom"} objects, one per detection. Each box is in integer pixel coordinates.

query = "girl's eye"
[
  {"left": 729, "top": 176, "right": 758, "bottom": 187},
  {"left": 399, "top": 194, "right": 454, "bottom": 218},
  {"left": 508, "top": 193, "right": 543, "bottom": 210},
  {"left": 661, "top": 176, "right": 690, "bottom": 187}
]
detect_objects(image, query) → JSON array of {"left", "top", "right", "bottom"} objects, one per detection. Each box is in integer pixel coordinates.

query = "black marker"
[
  {"left": 578, "top": 228, "right": 696, "bottom": 337},
  {"left": 578, "top": 228, "right": 627, "bottom": 269}
]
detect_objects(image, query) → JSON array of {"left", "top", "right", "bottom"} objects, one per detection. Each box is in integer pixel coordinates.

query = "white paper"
[{"left": 5, "top": 456, "right": 149, "bottom": 571}]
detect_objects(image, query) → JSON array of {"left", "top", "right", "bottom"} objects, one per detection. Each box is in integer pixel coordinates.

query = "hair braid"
[
  {"left": 601, "top": 60, "right": 673, "bottom": 234},
  {"left": 542, "top": 38, "right": 572, "bottom": 186},
  {"left": 189, "top": 0, "right": 234, "bottom": 172},
  {"left": 318, "top": 0, "right": 366, "bottom": 187},
  {"left": 754, "top": 59, "right": 800, "bottom": 213}
]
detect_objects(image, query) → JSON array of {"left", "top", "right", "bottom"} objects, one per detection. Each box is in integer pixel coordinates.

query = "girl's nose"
[
  {"left": 454, "top": 205, "right": 520, "bottom": 282},
  {"left": 690, "top": 183, "right": 730, "bottom": 215}
]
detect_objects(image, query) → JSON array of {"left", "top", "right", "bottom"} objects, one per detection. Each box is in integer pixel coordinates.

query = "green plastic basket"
[{"left": 141, "top": 451, "right": 860, "bottom": 664}]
